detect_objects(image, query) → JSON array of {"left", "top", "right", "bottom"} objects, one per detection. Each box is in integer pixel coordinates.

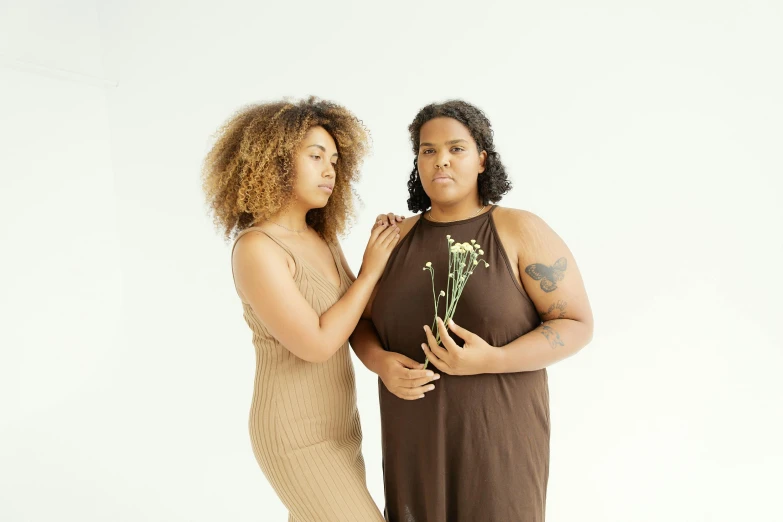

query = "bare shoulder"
[
  {"left": 494, "top": 206, "right": 545, "bottom": 226},
  {"left": 493, "top": 206, "right": 556, "bottom": 248},
  {"left": 232, "top": 230, "right": 293, "bottom": 274},
  {"left": 397, "top": 214, "right": 421, "bottom": 240},
  {"left": 373, "top": 213, "right": 420, "bottom": 241}
]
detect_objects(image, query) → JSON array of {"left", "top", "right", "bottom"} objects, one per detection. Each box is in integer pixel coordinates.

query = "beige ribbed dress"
[{"left": 231, "top": 228, "right": 383, "bottom": 522}]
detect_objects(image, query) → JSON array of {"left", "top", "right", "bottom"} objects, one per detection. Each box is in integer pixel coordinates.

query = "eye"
[
  {"left": 451, "top": 147, "right": 465, "bottom": 152},
  {"left": 421, "top": 149, "right": 435, "bottom": 155},
  {"left": 311, "top": 155, "right": 322, "bottom": 160}
]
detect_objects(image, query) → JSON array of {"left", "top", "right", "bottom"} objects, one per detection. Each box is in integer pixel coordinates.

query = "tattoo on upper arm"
[
  {"left": 540, "top": 300, "right": 568, "bottom": 320},
  {"left": 525, "top": 257, "right": 567, "bottom": 293},
  {"left": 540, "top": 325, "right": 564, "bottom": 349}
]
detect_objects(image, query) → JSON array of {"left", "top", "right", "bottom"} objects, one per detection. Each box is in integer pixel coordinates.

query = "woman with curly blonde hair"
[{"left": 203, "top": 97, "right": 400, "bottom": 521}]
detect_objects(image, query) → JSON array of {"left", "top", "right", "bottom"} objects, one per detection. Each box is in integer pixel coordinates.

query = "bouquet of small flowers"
[{"left": 422, "top": 234, "right": 489, "bottom": 368}]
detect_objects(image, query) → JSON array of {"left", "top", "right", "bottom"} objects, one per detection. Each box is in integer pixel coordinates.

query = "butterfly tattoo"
[{"left": 525, "top": 257, "right": 567, "bottom": 293}]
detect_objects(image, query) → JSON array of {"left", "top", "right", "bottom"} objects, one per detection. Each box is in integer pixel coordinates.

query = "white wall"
[
  {"left": 2, "top": 1, "right": 781, "bottom": 520},
  {"left": 0, "top": 0, "right": 123, "bottom": 520}
]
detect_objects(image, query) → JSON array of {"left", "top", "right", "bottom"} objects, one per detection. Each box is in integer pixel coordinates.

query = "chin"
[
  {"left": 311, "top": 196, "right": 330, "bottom": 209},
  {"left": 425, "top": 186, "right": 460, "bottom": 202}
]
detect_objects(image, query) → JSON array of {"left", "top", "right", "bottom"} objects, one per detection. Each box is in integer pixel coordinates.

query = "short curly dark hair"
[{"left": 406, "top": 100, "right": 512, "bottom": 213}]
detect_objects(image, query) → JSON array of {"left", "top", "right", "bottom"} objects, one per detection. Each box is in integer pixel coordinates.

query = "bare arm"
[
  {"left": 422, "top": 209, "right": 593, "bottom": 374},
  {"left": 349, "top": 215, "right": 440, "bottom": 399},
  {"left": 488, "top": 210, "right": 593, "bottom": 372},
  {"left": 333, "top": 240, "right": 390, "bottom": 375},
  {"left": 233, "top": 225, "right": 399, "bottom": 363}
]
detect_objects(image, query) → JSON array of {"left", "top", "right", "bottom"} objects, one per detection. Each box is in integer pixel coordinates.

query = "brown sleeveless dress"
[{"left": 371, "top": 206, "right": 550, "bottom": 522}]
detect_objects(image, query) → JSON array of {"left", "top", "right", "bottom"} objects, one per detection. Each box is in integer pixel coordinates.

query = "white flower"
[
  {"left": 449, "top": 273, "right": 454, "bottom": 278},
  {"left": 478, "top": 249, "right": 484, "bottom": 255},
  {"left": 473, "top": 260, "right": 479, "bottom": 265},
  {"left": 471, "top": 239, "right": 476, "bottom": 244},
  {"left": 448, "top": 238, "right": 455, "bottom": 244},
  {"left": 425, "top": 262, "right": 432, "bottom": 267},
  {"left": 484, "top": 261, "right": 490, "bottom": 267},
  {"left": 446, "top": 234, "right": 451, "bottom": 239},
  {"left": 439, "top": 290, "right": 445, "bottom": 296},
  {"left": 474, "top": 244, "right": 480, "bottom": 249},
  {"left": 462, "top": 242, "right": 473, "bottom": 252}
]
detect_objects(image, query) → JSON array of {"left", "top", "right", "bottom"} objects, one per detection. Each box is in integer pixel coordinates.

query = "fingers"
[
  {"left": 374, "top": 213, "right": 393, "bottom": 227},
  {"left": 369, "top": 222, "right": 389, "bottom": 241},
  {"left": 392, "top": 361, "right": 438, "bottom": 386},
  {"left": 402, "top": 368, "right": 436, "bottom": 380},
  {"left": 435, "top": 317, "right": 460, "bottom": 351},
  {"left": 383, "top": 213, "right": 404, "bottom": 224},
  {"left": 404, "top": 374, "right": 440, "bottom": 388},
  {"left": 447, "top": 318, "right": 472, "bottom": 342},
  {"left": 423, "top": 325, "right": 450, "bottom": 361},
  {"left": 375, "top": 213, "right": 405, "bottom": 232},
  {"left": 373, "top": 222, "right": 398, "bottom": 245},
  {"left": 375, "top": 213, "right": 404, "bottom": 228},
  {"left": 393, "top": 383, "right": 434, "bottom": 400},
  {"left": 386, "top": 357, "right": 439, "bottom": 399},
  {"left": 393, "top": 353, "right": 425, "bottom": 370},
  {"left": 381, "top": 225, "right": 401, "bottom": 248},
  {"left": 421, "top": 345, "right": 450, "bottom": 374}
]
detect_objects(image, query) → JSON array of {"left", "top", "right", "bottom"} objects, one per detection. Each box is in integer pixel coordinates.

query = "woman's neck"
[
  {"left": 428, "top": 198, "right": 485, "bottom": 222},
  {"left": 260, "top": 206, "right": 309, "bottom": 234}
]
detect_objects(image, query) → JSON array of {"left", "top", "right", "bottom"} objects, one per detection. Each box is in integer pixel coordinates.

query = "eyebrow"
[
  {"left": 308, "top": 144, "right": 339, "bottom": 157},
  {"left": 419, "top": 139, "right": 470, "bottom": 148}
]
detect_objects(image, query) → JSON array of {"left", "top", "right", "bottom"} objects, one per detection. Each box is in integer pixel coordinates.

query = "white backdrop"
[{"left": 2, "top": 1, "right": 782, "bottom": 521}]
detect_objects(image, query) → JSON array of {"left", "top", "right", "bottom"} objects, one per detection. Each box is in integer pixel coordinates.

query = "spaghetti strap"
[
  {"left": 230, "top": 227, "right": 299, "bottom": 303},
  {"left": 232, "top": 227, "right": 297, "bottom": 258},
  {"left": 229, "top": 224, "right": 382, "bottom": 521}
]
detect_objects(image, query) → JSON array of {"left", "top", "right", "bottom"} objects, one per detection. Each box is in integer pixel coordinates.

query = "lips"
[
  {"left": 431, "top": 176, "right": 452, "bottom": 183},
  {"left": 318, "top": 184, "right": 334, "bottom": 193}
]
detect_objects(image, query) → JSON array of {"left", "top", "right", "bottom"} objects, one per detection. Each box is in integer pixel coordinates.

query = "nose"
[
  {"left": 435, "top": 151, "right": 450, "bottom": 169},
  {"left": 323, "top": 163, "right": 335, "bottom": 178}
]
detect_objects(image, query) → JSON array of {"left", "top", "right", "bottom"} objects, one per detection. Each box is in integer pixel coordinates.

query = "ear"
[{"left": 478, "top": 150, "right": 487, "bottom": 174}]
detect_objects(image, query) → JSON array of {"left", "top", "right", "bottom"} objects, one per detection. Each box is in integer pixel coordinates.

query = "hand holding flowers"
[
  {"left": 421, "top": 317, "right": 499, "bottom": 376},
  {"left": 421, "top": 235, "right": 495, "bottom": 371}
]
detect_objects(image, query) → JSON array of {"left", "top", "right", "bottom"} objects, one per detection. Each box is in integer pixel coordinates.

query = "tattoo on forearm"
[
  {"left": 539, "top": 325, "right": 564, "bottom": 349},
  {"left": 525, "top": 257, "right": 567, "bottom": 293},
  {"left": 540, "top": 300, "right": 568, "bottom": 320}
]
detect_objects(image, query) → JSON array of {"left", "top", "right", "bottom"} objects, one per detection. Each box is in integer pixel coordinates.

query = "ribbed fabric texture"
[{"left": 232, "top": 228, "right": 384, "bottom": 522}]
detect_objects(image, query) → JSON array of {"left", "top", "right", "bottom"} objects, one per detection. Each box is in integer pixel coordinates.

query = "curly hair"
[
  {"left": 406, "top": 100, "right": 512, "bottom": 213},
  {"left": 203, "top": 96, "right": 369, "bottom": 241}
]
